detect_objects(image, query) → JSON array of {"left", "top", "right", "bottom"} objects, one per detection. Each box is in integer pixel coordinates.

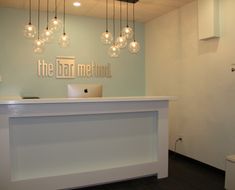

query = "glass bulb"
[
  {"left": 24, "top": 23, "right": 36, "bottom": 39},
  {"left": 108, "top": 44, "right": 120, "bottom": 58},
  {"left": 33, "top": 39, "right": 45, "bottom": 53},
  {"left": 122, "top": 26, "right": 133, "bottom": 40},
  {"left": 59, "top": 33, "right": 70, "bottom": 47},
  {"left": 34, "top": 38, "right": 44, "bottom": 47},
  {"left": 49, "top": 17, "right": 62, "bottom": 32},
  {"left": 101, "top": 31, "right": 113, "bottom": 45},
  {"left": 33, "top": 46, "right": 44, "bottom": 53},
  {"left": 116, "top": 35, "right": 127, "bottom": 49},
  {"left": 128, "top": 40, "right": 140, "bottom": 54},
  {"left": 41, "top": 28, "right": 53, "bottom": 43}
]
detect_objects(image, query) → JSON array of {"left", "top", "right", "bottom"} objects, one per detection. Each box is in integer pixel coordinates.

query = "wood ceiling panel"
[{"left": 0, "top": 0, "right": 195, "bottom": 22}]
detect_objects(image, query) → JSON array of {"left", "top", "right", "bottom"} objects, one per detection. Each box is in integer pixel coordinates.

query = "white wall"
[{"left": 145, "top": 0, "right": 235, "bottom": 170}]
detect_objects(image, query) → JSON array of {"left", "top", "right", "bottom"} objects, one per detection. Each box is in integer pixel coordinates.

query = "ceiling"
[{"left": 0, "top": 0, "right": 195, "bottom": 23}]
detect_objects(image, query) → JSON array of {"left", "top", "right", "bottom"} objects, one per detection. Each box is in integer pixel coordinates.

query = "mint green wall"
[{"left": 0, "top": 8, "right": 145, "bottom": 98}]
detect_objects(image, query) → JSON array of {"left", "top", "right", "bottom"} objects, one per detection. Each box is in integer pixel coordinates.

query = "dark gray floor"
[{"left": 75, "top": 152, "right": 225, "bottom": 190}]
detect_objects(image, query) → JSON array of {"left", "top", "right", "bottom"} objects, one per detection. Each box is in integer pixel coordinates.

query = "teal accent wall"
[{"left": 0, "top": 8, "right": 145, "bottom": 98}]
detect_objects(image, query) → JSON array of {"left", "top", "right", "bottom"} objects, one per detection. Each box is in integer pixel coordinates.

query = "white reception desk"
[{"left": 0, "top": 96, "right": 174, "bottom": 190}]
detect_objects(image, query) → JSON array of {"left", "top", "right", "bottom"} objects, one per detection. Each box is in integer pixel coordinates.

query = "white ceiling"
[{"left": 0, "top": 0, "right": 195, "bottom": 23}]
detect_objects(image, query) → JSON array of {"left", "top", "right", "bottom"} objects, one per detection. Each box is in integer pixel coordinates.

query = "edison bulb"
[
  {"left": 24, "top": 23, "right": 36, "bottom": 38},
  {"left": 116, "top": 35, "right": 127, "bottom": 49},
  {"left": 108, "top": 45, "right": 120, "bottom": 58},
  {"left": 59, "top": 33, "right": 70, "bottom": 47},
  {"left": 128, "top": 40, "right": 140, "bottom": 54},
  {"left": 41, "top": 28, "right": 53, "bottom": 43},
  {"left": 122, "top": 26, "right": 133, "bottom": 40},
  {"left": 101, "top": 31, "right": 113, "bottom": 45},
  {"left": 49, "top": 17, "right": 62, "bottom": 32}
]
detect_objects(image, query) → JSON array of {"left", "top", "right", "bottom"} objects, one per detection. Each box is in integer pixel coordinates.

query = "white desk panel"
[{"left": 0, "top": 96, "right": 172, "bottom": 190}]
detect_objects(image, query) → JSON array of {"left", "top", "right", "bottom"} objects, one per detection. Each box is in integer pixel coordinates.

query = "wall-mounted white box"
[{"left": 198, "top": 0, "right": 220, "bottom": 40}]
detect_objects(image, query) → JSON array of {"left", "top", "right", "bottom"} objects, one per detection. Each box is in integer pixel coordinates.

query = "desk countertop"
[{"left": 0, "top": 96, "right": 176, "bottom": 105}]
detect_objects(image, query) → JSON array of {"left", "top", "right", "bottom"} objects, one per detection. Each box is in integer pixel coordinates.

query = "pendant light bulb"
[
  {"left": 49, "top": 0, "right": 62, "bottom": 32},
  {"left": 24, "top": 23, "right": 37, "bottom": 38},
  {"left": 116, "top": 0, "right": 127, "bottom": 48},
  {"left": 49, "top": 17, "right": 62, "bottom": 31},
  {"left": 42, "top": 0, "right": 54, "bottom": 43},
  {"left": 108, "top": 44, "right": 120, "bottom": 58},
  {"left": 33, "top": 0, "right": 45, "bottom": 54},
  {"left": 128, "top": 40, "right": 140, "bottom": 54},
  {"left": 101, "top": 31, "right": 113, "bottom": 45},
  {"left": 101, "top": 0, "right": 113, "bottom": 45},
  {"left": 59, "top": 0, "right": 69, "bottom": 48},
  {"left": 122, "top": 26, "right": 133, "bottom": 40},
  {"left": 108, "top": 0, "right": 120, "bottom": 58},
  {"left": 116, "top": 35, "right": 127, "bottom": 48},
  {"left": 59, "top": 33, "right": 70, "bottom": 47},
  {"left": 33, "top": 39, "right": 45, "bottom": 53},
  {"left": 128, "top": 2, "right": 140, "bottom": 54},
  {"left": 41, "top": 28, "right": 53, "bottom": 43},
  {"left": 122, "top": 1, "right": 133, "bottom": 40},
  {"left": 33, "top": 47, "right": 44, "bottom": 53},
  {"left": 24, "top": 0, "right": 36, "bottom": 38}
]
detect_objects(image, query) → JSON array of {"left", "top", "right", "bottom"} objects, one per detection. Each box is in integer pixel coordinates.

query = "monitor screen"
[{"left": 67, "top": 84, "right": 102, "bottom": 98}]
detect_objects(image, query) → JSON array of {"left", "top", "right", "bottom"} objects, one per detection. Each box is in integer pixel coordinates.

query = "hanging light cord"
[
  {"left": 29, "top": 0, "right": 32, "bottom": 24},
  {"left": 106, "top": 0, "right": 108, "bottom": 32},
  {"left": 119, "top": 0, "right": 122, "bottom": 36},
  {"left": 37, "top": 0, "right": 40, "bottom": 40},
  {"left": 113, "top": 0, "right": 115, "bottom": 45},
  {"left": 46, "top": 0, "right": 49, "bottom": 29},
  {"left": 55, "top": 0, "right": 58, "bottom": 18},
  {"left": 132, "top": 2, "right": 135, "bottom": 41},
  {"left": 126, "top": 0, "right": 129, "bottom": 27},
  {"left": 63, "top": 0, "right": 66, "bottom": 34}
]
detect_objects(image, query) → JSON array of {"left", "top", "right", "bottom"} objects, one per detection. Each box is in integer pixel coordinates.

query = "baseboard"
[{"left": 169, "top": 150, "right": 225, "bottom": 176}]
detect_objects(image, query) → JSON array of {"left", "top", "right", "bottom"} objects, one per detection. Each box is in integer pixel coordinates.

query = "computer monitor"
[{"left": 67, "top": 84, "right": 102, "bottom": 98}]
